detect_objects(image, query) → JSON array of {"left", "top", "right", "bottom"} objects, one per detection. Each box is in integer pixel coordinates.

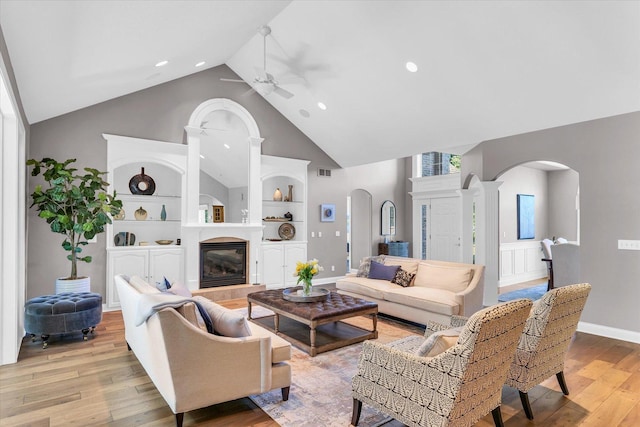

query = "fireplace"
[{"left": 200, "top": 240, "right": 248, "bottom": 288}]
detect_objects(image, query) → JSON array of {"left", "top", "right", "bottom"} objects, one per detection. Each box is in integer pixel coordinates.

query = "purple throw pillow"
[{"left": 369, "top": 260, "right": 400, "bottom": 281}]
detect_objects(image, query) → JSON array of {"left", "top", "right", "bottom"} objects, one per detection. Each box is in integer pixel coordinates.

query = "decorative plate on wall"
[
  {"left": 129, "top": 167, "right": 156, "bottom": 195},
  {"left": 278, "top": 223, "right": 296, "bottom": 240}
]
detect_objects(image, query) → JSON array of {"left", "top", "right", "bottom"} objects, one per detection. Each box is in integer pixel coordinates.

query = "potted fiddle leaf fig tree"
[{"left": 27, "top": 157, "right": 122, "bottom": 292}]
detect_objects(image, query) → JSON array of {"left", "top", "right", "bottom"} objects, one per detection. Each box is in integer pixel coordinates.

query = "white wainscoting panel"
[{"left": 499, "top": 241, "right": 548, "bottom": 286}]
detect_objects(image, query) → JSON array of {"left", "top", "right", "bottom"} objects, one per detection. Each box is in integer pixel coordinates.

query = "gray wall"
[
  {"left": 463, "top": 112, "right": 640, "bottom": 333},
  {"left": 27, "top": 65, "right": 337, "bottom": 299},
  {"left": 548, "top": 169, "right": 579, "bottom": 241},
  {"left": 306, "top": 158, "right": 411, "bottom": 278}
]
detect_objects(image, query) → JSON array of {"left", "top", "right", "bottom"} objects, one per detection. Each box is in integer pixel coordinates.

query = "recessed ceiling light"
[
  {"left": 223, "top": 144, "right": 230, "bottom": 149},
  {"left": 195, "top": 61, "right": 206, "bottom": 67},
  {"left": 317, "top": 102, "right": 327, "bottom": 110},
  {"left": 155, "top": 60, "right": 169, "bottom": 67},
  {"left": 199, "top": 154, "right": 205, "bottom": 159},
  {"left": 405, "top": 61, "right": 418, "bottom": 72}
]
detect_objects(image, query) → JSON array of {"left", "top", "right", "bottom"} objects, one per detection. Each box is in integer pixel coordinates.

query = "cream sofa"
[
  {"left": 336, "top": 256, "right": 485, "bottom": 325},
  {"left": 115, "top": 274, "right": 292, "bottom": 427}
]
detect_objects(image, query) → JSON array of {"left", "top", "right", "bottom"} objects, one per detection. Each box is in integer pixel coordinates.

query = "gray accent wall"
[
  {"left": 27, "top": 65, "right": 338, "bottom": 299},
  {"left": 548, "top": 169, "right": 579, "bottom": 241},
  {"left": 306, "top": 158, "right": 411, "bottom": 278},
  {"left": 463, "top": 112, "right": 640, "bottom": 333}
]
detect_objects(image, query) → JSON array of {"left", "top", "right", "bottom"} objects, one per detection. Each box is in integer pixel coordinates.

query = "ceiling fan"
[{"left": 221, "top": 25, "right": 294, "bottom": 99}]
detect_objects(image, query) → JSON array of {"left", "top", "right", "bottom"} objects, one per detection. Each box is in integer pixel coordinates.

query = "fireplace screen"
[{"left": 200, "top": 241, "right": 247, "bottom": 288}]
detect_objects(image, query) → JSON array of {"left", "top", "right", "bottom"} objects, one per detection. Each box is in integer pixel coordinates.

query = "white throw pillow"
[
  {"left": 192, "top": 296, "right": 252, "bottom": 338},
  {"left": 414, "top": 263, "right": 472, "bottom": 293},
  {"left": 415, "top": 327, "right": 463, "bottom": 357},
  {"left": 167, "top": 281, "right": 192, "bottom": 297}
]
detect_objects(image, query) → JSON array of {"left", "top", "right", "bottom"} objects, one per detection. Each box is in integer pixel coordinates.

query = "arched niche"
[{"left": 184, "top": 99, "right": 263, "bottom": 224}]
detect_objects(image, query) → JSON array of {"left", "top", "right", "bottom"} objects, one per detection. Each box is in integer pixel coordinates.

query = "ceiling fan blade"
[
  {"left": 220, "top": 78, "right": 246, "bottom": 83},
  {"left": 273, "top": 85, "right": 294, "bottom": 99}
]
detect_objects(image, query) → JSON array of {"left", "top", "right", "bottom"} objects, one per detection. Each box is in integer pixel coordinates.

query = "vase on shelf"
[
  {"left": 287, "top": 185, "right": 293, "bottom": 202},
  {"left": 134, "top": 206, "right": 147, "bottom": 221},
  {"left": 273, "top": 188, "right": 283, "bottom": 201},
  {"left": 160, "top": 204, "right": 167, "bottom": 221}
]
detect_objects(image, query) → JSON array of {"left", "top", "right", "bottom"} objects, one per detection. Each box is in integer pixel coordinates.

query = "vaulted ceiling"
[{"left": 2, "top": 1, "right": 639, "bottom": 168}]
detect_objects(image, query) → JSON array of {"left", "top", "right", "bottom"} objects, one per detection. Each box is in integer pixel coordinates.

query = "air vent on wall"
[{"left": 317, "top": 168, "right": 332, "bottom": 177}]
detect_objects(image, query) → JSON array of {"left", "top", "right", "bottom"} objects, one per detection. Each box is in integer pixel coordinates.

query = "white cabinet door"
[
  {"left": 107, "top": 249, "right": 148, "bottom": 308},
  {"left": 262, "top": 244, "right": 284, "bottom": 287},
  {"left": 148, "top": 249, "right": 183, "bottom": 285},
  {"left": 283, "top": 244, "right": 307, "bottom": 286}
]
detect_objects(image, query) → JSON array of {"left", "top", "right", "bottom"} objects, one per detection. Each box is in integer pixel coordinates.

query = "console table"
[{"left": 378, "top": 241, "right": 409, "bottom": 257}]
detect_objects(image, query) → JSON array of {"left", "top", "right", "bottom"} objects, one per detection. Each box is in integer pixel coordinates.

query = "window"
[{"left": 420, "top": 152, "right": 460, "bottom": 177}]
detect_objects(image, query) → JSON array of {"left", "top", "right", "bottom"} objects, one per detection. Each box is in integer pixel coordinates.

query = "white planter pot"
[{"left": 55, "top": 277, "right": 91, "bottom": 294}]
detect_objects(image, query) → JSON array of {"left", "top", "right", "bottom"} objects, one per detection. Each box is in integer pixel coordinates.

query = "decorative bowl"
[{"left": 155, "top": 240, "right": 173, "bottom": 245}]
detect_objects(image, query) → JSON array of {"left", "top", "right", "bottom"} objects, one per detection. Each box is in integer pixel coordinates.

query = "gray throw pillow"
[{"left": 368, "top": 260, "right": 400, "bottom": 281}]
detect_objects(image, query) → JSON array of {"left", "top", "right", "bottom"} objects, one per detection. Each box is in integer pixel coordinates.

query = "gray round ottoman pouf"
[{"left": 24, "top": 292, "right": 103, "bottom": 348}]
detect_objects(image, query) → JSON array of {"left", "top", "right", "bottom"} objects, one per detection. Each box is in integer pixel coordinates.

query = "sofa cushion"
[
  {"left": 391, "top": 269, "right": 415, "bottom": 287},
  {"left": 192, "top": 296, "right": 251, "bottom": 337},
  {"left": 336, "top": 276, "right": 399, "bottom": 300},
  {"left": 382, "top": 286, "right": 461, "bottom": 316},
  {"left": 369, "top": 261, "right": 399, "bottom": 281},
  {"left": 356, "top": 255, "right": 385, "bottom": 277},
  {"left": 384, "top": 257, "right": 420, "bottom": 275},
  {"left": 414, "top": 262, "right": 472, "bottom": 293},
  {"left": 129, "top": 276, "right": 161, "bottom": 294},
  {"left": 247, "top": 322, "right": 292, "bottom": 363}
]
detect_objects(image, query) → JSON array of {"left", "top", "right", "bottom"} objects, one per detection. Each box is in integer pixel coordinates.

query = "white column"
[
  {"left": 248, "top": 136, "right": 264, "bottom": 224},
  {"left": 475, "top": 181, "right": 502, "bottom": 306},
  {"left": 458, "top": 188, "right": 475, "bottom": 265},
  {"left": 184, "top": 127, "right": 201, "bottom": 224}
]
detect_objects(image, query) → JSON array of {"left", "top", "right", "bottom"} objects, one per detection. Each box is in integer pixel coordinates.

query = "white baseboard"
[
  {"left": 578, "top": 321, "right": 640, "bottom": 344},
  {"left": 498, "top": 271, "right": 547, "bottom": 287}
]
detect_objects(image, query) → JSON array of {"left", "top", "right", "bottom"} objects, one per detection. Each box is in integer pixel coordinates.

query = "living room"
[{"left": 1, "top": 1, "right": 639, "bottom": 426}]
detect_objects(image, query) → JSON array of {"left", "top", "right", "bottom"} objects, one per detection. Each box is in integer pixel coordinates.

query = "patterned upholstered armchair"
[
  {"left": 505, "top": 283, "right": 591, "bottom": 419},
  {"left": 351, "top": 299, "right": 533, "bottom": 427}
]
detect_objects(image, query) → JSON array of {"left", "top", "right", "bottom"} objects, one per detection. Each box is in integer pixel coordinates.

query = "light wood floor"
[{"left": 1, "top": 299, "right": 639, "bottom": 427}]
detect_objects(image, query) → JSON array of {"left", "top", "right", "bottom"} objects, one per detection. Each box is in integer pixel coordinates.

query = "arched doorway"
[
  {"left": 495, "top": 161, "right": 579, "bottom": 289},
  {"left": 462, "top": 160, "right": 580, "bottom": 306}
]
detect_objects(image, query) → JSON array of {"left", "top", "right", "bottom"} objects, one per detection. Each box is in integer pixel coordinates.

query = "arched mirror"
[
  {"left": 381, "top": 200, "right": 396, "bottom": 240},
  {"left": 199, "top": 110, "right": 249, "bottom": 223}
]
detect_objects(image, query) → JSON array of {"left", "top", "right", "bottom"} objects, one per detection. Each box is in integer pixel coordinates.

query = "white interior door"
[{"left": 425, "top": 197, "right": 461, "bottom": 262}]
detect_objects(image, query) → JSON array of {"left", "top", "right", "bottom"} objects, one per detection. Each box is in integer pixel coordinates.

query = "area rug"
[
  {"left": 236, "top": 307, "right": 422, "bottom": 426},
  {"left": 498, "top": 283, "right": 547, "bottom": 302}
]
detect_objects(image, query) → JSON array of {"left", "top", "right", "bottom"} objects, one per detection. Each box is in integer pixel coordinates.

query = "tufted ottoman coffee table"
[
  {"left": 248, "top": 288, "right": 377, "bottom": 356},
  {"left": 25, "top": 292, "right": 102, "bottom": 348}
]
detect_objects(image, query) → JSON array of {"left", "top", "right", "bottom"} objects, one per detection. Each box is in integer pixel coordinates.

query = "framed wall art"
[
  {"left": 320, "top": 203, "right": 336, "bottom": 222},
  {"left": 517, "top": 194, "right": 535, "bottom": 240}
]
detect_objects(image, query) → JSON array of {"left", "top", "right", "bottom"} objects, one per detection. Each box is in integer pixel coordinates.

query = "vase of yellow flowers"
[{"left": 295, "top": 259, "right": 323, "bottom": 296}]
